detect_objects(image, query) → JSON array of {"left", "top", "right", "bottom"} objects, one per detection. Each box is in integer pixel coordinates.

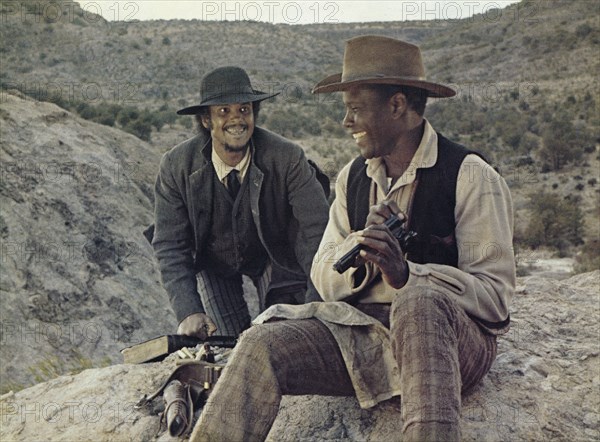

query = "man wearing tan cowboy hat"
[
  {"left": 190, "top": 37, "right": 515, "bottom": 441},
  {"left": 149, "top": 66, "right": 329, "bottom": 340}
]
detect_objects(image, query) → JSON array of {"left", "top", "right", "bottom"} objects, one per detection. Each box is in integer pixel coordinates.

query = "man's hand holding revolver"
[{"left": 357, "top": 200, "right": 410, "bottom": 289}]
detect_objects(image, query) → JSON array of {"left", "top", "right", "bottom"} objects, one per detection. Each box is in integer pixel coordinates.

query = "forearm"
[
  {"left": 311, "top": 236, "right": 370, "bottom": 302},
  {"left": 396, "top": 259, "right": 513, "bottom": 324}
]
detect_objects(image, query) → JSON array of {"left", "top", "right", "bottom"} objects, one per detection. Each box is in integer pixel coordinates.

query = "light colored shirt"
[
  {"left": 310, "top": 120, "right": 515, "bottom": 325},
  {"left": 211, "top": 145, "right": 251, "bottom": 188}
]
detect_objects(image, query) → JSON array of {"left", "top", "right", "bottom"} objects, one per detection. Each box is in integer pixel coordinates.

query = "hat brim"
[
  {"left": 177, "top": 90, "right": 280, "bottom": 115},
  {"left": 311, "top": 73, "right": 455, "bottom": 98}
]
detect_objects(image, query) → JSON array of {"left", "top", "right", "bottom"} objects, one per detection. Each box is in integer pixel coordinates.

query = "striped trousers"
[
  {"left": 191, "top": 286, "right": 497, "bottom": 441},
  {"left": 196, "top": 265, "right": 272, "bottom": 337}
]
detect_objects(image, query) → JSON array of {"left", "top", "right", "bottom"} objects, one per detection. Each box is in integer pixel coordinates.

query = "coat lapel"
[
  {"left": 188, "top": 139, "right": 214, "bottom": 251},
  {"left": 248, "top": 159, "right": 264, "bottom": 234},
  {"left": 248, "top": 140, "right": 265, "bottom": 257}
]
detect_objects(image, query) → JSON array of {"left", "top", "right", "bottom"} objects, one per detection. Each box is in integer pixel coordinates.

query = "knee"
[
  {"left": 392, "top": 286, "right": 454, "bottom": 314},
  {"left": 234, "top": 322, "right": 301, "bottom": 388},
  {"left": 391, "top": 287, "right": 458, "bottom": 334},
  {"left": 235, "top": 322, "right": 292, "bottom": 367},
  {"left": 237, "top": 324, "right": 276, "bottom": 356}
]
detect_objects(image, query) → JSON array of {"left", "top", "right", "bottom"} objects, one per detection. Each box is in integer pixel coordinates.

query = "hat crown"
[
  {"left": 342, "top": 36, "right": 425, "bottom": 82},
  {"left": 176, "top": 66, "right": 280, "bottom": 115},
  {"left": 201, "top": 66, "right": 255, "bottom": 102},
  {"left": 312, "top": 35, "right": 455, "bottom": 98}
]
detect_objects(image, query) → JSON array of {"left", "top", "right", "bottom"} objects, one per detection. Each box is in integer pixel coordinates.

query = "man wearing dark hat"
[
  {"left": 190, "top": 37, "right": 515, "bottom": 442},
  {"left": 151, "top": 66, "right": 329, "bottom": 339}
]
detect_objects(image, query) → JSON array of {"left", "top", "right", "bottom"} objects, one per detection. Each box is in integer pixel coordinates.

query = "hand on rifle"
[{"left": 177, "top": 313, "right": 217, "bottom": 341}]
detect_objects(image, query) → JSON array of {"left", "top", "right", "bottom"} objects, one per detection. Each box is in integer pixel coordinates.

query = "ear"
[
  {"left": 200, "top": 114, "right": 211, "bottom": 130},
  {"left": 390, "top": 92, "right": 408, "bottom": 118}
]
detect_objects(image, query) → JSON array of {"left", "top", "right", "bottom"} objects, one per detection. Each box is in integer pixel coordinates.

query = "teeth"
[
  {"left": 353, "top": 131, "right": 366, "bottom": 140},
  {"left": 226, "top": 126, "right": 246, "bottom": 135}
]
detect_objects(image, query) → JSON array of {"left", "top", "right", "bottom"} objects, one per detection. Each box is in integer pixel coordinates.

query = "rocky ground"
[{"left": 1, "top": 271, "right": 598, "bottom": 441}]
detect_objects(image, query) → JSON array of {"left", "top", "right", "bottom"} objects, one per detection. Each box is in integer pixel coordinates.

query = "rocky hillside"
[
  {"left": 1, "top": 0, "right": 598, "bottom": 145},
  {"left": 0, "top": 1, "right": 443, "bottom": 105},
  {"left": 0, "top": 91, "right": 176, "bottom": 392},
  {"left": 1, "top": 271, "right": 598, "bottom": 441},
  {"left": 1, "top": 1, "right": 598, "bottom": 251},
  {"left": 2, "top": 1, "right": 597, "bottom": 103}
]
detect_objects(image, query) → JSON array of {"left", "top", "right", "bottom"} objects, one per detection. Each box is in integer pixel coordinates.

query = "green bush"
[
  {"left": 126, "top": 118, "right": 153, "bottom": 141},
  {"left": 540, "top": 115, "right": 589, "bottom": 170},
  {"left": 524, "top": 191, "right": 584, "bottom": 252},
  {"left": 575, "top": 23, "right": 593, "bottom": 39}
]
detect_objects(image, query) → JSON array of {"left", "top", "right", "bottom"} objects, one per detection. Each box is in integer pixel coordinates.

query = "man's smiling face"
[
  {"left": 202, "top": 103, "right": 255, "bottom": 153},
  {"left": 342, "top": 87, "right": 399, "bottom": 160}
]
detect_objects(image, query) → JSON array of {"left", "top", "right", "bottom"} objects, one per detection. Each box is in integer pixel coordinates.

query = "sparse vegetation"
[
  {"left": 2, "top": 82, "right": 178, "bottom": 141},
  {"left": 28, "top": 352, "right": 112, "bottom": 386},
  {"left": 524, "top": 191, "right": 585, "bottom": 254},
  {"left": 574, "top": 238, "right": 600, "bottom": 273},
  {"left": 0, "top": 0, "right": 597, "bottom": 275}
]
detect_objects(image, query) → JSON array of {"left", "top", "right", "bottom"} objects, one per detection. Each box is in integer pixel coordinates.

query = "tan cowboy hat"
[
  {"left": 177, "top": 66, "right": 279, "bottom": 115},
  {"left": 312, "top": 35, "right": 455, "bottom": 98}
]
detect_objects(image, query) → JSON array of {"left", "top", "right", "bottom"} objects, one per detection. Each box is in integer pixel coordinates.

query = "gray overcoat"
[{"left": 152, "top": 127, "right": 330, "bottom": 322}]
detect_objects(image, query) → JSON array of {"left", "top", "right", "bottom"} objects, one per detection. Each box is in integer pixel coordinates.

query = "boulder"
[{"left": 0, "top": 91, "right": 177, "bottom": 392}]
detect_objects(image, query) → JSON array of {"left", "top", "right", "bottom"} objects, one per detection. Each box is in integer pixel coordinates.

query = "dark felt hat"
[
  {"left": 177, "top": 66, "right": 280, "bottom": 115},
  {"left": 312, "top": 36, "right": 455, "bottom": 98}
]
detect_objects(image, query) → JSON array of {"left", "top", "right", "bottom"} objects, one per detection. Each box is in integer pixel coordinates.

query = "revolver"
[{"left": 332, "top": 214, "right": 417, "bottom": 274}]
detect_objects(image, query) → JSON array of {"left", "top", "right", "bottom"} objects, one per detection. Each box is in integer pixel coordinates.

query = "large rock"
[
  {"left": 1, "top": 271, "right": 598, "bottom": 441},
  {"left": 0, "top": 91, "right": 177, "bottom": 392}
]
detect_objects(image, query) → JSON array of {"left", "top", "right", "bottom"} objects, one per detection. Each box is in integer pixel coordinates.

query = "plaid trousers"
[{"left": 191, "top": 286, "right": 497, "bottom": 441}]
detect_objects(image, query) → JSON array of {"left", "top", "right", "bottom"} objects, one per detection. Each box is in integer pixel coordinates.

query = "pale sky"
[{"left": 83, "top": 1, "right": 522, "bottom": 24}]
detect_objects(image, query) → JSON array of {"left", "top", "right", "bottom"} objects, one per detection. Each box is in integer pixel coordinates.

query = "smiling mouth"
[
  {"left": 225, "top": 125, "right": 247, "bottom": 136},
  {"left": 352, "top": 131, "right": 367, "bottom": 140}
]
